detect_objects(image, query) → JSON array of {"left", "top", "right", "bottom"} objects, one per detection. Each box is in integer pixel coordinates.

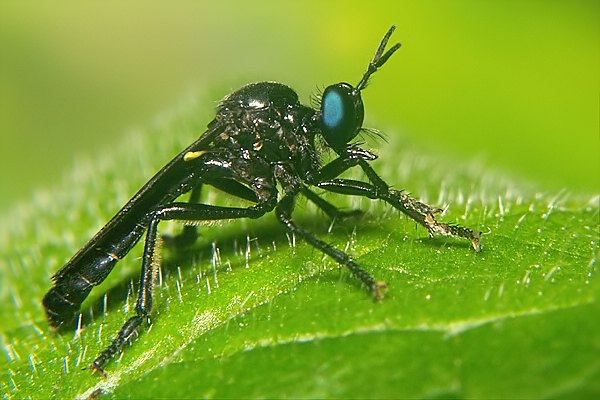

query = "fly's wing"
[{"left": 52, "top": 123, "right": 226, "bottom": 281}]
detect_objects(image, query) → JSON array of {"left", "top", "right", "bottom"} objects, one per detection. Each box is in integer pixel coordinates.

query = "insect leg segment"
[
  {"left": 300, "top": 186, "right": 363, "bottom": 220},
  {"left": 165, "top": 178, "right": 260, "bottom": 248},
  {"left": 312, "top": 147, "right": 378, "bottom": 183},
  {"left": 163, "top": 185, "right": 203, "bottom": 248},
  {"left": 90, "top": 217, "right": 160, "bottom": 375},
  {"left": 317, "top": 152, "right": 388, "bottom": 196},
  {"left": 275, "top": 191, "right": 386, "bottom": 300},
  {"left": 352, "top": 163, "right": 482, "bottom": 250},
  {"left": 317, "top": 179, "right": 481, "bottom": 251},
  {"left": 206, "top": 178, "right": 259, "bottom": 203},
  {"left": 311, "top": 149, "right": 481, "bottom": 251},
  {"left": 90, "top": 198, "right": 277, "bottom": 373}
]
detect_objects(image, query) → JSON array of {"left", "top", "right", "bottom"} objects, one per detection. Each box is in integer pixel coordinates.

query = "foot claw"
[
  {"left": 471, "top": 232, "right": 482, "bottom": 252},
  {"left": 372, "top": 280, "right": 388, "bottom": 301},
  {"left": 86, "top": 362, "right": 108, "bottom": 379}
]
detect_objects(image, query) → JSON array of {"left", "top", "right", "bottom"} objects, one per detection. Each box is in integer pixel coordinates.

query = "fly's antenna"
[{"left": 355, "top": 25, "right": 401, "bottom": 93}]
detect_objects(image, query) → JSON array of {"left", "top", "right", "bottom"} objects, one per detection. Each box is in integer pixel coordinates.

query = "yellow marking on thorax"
[
  {"left": 183, "top": 150, "right": 208, "bottom": 162},
  {"left": 253, "top": 141, "right": 264, "bottom": 151}
]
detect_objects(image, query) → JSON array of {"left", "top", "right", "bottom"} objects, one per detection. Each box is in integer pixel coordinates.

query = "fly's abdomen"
[{"left": 43, "top": 250, "right": 119, "bottom": 329}]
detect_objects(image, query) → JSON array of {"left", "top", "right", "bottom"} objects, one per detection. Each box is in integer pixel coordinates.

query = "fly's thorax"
[
  {"left": 213, "top": 83, "right": 320, "bottom": 179},
  {"left": 218, "top": 82, "right": 300, "bottom": 112}
]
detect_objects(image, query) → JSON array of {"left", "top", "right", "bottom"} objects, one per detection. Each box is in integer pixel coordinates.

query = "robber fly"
[{"left": 43, "top": 26, "right": 481, "bottom": 375}]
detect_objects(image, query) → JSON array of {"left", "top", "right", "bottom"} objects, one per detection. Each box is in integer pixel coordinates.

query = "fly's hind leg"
[
  {"left": 90, "top": 217, "right": 161, "bottom": 376},
  {"left": 164, "top": 179, "right": 260, "bottom": 249},
  {"left": 162, "top": 185, "right": 202, "bottom": 248},
  {"left": 90, "top": 198, "right": 276, "bottom": 375}
]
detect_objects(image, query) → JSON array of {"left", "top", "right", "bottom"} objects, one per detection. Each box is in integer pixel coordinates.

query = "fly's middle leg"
[
  {"left": 301, "top": 186, "right": 363, "bottom": 220},
  {"left": 275, "top": 192, "right": 387, "bottom": 300}
]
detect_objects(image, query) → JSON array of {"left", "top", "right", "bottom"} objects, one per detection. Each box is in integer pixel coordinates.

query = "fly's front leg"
[
  {"left": 354, "top": 160, "right": 475, "bottom": 243},
  {"left": 317, "top": 178, "right": 481, "bottom": 251},
  {"left": 90, "top": 198, "right": 276, "bottom": 374},
  {"left": 276, "top": 192, "right": 387, "bottom": 300},
  {"left": 311, "top": 147, "right": 377, "bottom": 182},
  {"left": 312, "top": 150, "right": 480, "bottom": 250},
  {"left": 300, "top": 148, "right": 379, "bottom": 220}
]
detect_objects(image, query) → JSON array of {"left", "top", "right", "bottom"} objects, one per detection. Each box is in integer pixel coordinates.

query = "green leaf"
[{"left": 0, "top": 94, "right": 598, "bottom": 399}]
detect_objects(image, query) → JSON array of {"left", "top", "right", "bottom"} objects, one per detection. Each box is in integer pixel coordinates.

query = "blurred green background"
[{"left": 0, "top": 1, "right": 598, "bottom": 210}]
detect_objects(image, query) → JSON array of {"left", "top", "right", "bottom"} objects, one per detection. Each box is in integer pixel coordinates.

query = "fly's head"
[
  {"left": 320, "top": 83, "right": 364, "bottom": 150},
  {"left": 318, "top": 26, "right": 401, "bottom": 154}
]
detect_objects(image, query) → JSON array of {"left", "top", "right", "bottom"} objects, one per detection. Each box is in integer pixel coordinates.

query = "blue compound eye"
[
  {"left": 322, "top": 89, "right": 344, "bottom": 128},
  {"left": 320, "top": 83, "right": 364, "bottom": 149}
]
